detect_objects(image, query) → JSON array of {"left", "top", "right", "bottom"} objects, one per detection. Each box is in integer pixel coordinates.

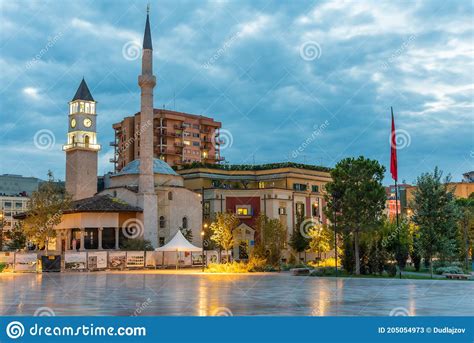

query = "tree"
[
  {"left": 180, "top": 227, "right": 193, "bottom": 243},
  {"left": 324, "top": 156, "right": 386, "bottom": 274},
  {"left": 121, "top": 238, "right": 154, "bottom": 251},
  {"left": 210, "top": 212, "right": 239, "bottom": 262},
  {"left": 254, "top": 214, "right": 286, "bottom": 266},
  {"left": 3, "top": 222, "right": 27, "bottom": 251},
  {"left": 307, "top": 225, "right": 332, "bottom": 260},
  {"left": 455, "top": 194, "right": 474, "bottom": 270},
  {"left": 383, "top": 218, "right": 412, "bottom": 273},
  {"left": 411, "top": 167, "right": 460, "bottom": 277},
  {"left": 289, "top": 216, "right": 309, "bottom": 262},
  {"left": 22, "top": 171, "right": 71, "bottom": 254}
]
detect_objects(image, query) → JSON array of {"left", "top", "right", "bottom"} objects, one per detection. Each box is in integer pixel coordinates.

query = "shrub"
[
  {"left": 206, "top": 262, "right": 249, "bottom": 273},
  {"left": 308, "top": 258, "right": 337, "bottom": 268},
  {"left": 0, "top": 263, "right": 6, "bottom": 273},
  {"left": 434, "top": 266, "right": 464, "bottom": 275},
  {"left": 247, "top": 256, "right": 267, "bottom": 272},
  {"left": 309, "top": 267, "right": 337, "bottom": 277},
  {"left": 385, "top": 263, "right": 397, "bottom": 277},
  {"left": 120, "top": 238, "right": 154, "bottom": 251}
]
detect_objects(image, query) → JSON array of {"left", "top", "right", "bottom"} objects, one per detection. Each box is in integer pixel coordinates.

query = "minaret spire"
[
  {"left": 138, "top": 7, "right": 158, "bottom": 247},
  {"left": 143, "top": 4, "right": 152, "bottom": 50}
]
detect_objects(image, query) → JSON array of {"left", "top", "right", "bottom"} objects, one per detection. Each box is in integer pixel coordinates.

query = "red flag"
[{"left": 390, "top": 107, "right": 398, "bottom": 181}]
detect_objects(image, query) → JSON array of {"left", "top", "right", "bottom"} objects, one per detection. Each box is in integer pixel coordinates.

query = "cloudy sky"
[{"left": 1, "top": 0, "right": 472, "bottom": 184}]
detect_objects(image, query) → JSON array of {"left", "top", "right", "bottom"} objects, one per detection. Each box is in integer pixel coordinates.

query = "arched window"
[
  {"left": 84, "top": 135, "right": 90, "bottom": 148},
  {"left": 168, "top": 192, "right": 173, "bottom": 200},
  {"left": 159, "top": 216, "right": 165, "bottom": 228},
  {"left": 182, "top": 217, "right": 188, "bottom": 229}
]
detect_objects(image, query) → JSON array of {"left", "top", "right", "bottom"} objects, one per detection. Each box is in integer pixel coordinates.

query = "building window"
[
  {"left": 236, "top": 205, "right": 251, "bottom": 216},
  {"left": 258, "top": 182, "right": 265, "bottom": 189},
  {"left": 278, "top": 207, "right": 286, "bottom": 215},
  {"left": 159, "top": 216, "right": 166, "bottom": 228},
  {"left": 312, "top": 201, "right": 320, "bottom": 217},
  {"left": 296, "top": 202, "right": 305, "bottom": 218},
  {"left": 168, "top": 192, "right": 173, "bottom": 200},
  {"left": 293, "top": 183, "right": 307, "bottom": 191},
  {"left": 182, "top": 217, "right": 188, "bottom": 229},
  {"left": 192, "top": 142, "right": 200, "bottom": 147},
  {"left": 311, "top": 185, "right": 319, "bottom": 193},
  {"left": 203, "top": 201, "right": 210, "bottom": 215},
  {"left": 159, "top": 237, "right": 165, "bottom": 247}
]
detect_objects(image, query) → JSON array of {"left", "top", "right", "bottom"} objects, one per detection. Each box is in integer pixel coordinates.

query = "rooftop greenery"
[{"left": 174, "top": 162, "right": 331, "bottom": 172}]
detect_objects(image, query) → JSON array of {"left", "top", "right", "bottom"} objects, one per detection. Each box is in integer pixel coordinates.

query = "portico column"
[
  {"left": 55, "top": 230, "right": 62, "bottom": 252},
  {"left": 79, "top": 228, "right": 85, "bottom": 251},
  {"left": 98, "top": 227, "right": 103, "bottom": 250},
  {"left": 66, "top": 229, "right": 71, "bottom": 251},
  {"left": 114, "top": 227, "right": 120, "bottom": 250}
]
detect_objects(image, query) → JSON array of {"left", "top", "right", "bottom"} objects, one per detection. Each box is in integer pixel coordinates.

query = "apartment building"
[{"left": 111, "top": 109, "right": 223, "bottom": 171}]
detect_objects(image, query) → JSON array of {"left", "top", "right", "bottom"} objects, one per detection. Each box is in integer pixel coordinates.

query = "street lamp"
[{"left": 201, "top": 229, "right": 205, "bottom": 272}]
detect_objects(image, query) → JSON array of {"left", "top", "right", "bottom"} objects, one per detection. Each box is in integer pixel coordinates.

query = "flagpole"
[{"left": 391, "top": 106, "right": 402, "bottom": 279}]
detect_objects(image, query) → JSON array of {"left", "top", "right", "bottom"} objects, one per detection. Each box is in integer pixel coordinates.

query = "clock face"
[
  {"left": 71, "top": 119, "right": 76, "bottom": 128},
  {"left": 83, "top": 118, "right": 92, "bottom": 128}
]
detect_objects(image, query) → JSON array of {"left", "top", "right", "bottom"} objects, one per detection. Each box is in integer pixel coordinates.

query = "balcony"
[{"left": 159, "top": 147, "right": 182, "bottom": 156}]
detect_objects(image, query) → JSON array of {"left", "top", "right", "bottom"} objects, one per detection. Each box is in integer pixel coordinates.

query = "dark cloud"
[{"left": 0, "top": 0, "right": 472, "bottom": 184}]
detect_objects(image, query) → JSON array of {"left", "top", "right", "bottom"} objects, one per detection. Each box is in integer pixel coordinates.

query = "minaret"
[
  {"left": 138, "top": 6, "right": 158, "bottom": 247},
  {"left": 63, "top": 78, "right": 100, "bottom": 200}
]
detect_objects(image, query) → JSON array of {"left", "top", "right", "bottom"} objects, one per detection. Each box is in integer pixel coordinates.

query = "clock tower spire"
[{"left": 63, "top": 78, "right": 100, "bottom": 200}]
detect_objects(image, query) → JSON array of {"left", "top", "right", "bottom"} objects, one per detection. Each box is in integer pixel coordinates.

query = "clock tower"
[{"left": 63, "top": 78, "right": 101, "bottom": 200}]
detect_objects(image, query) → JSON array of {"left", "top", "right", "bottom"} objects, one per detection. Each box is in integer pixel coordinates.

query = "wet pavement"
[{"left": 1, "top": 272, "right": 472, "bottom": 316}]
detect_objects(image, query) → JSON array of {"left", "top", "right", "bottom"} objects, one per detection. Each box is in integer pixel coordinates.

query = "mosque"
[{"left": 53, "top": 10, "right": 202, "bottom": 252}]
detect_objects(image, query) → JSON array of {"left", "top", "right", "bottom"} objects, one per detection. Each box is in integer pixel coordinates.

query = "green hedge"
[{"left": 174, "top": 162, "right": 331, "bottom": 173}]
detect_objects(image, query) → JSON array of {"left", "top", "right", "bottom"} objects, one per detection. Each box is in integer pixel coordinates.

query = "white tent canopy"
[{"left": 155, "top": 229, "right": 202, "bottom": 252}]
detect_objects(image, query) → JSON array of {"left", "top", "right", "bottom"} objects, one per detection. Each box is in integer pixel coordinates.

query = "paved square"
[{"left": 1, "top": 272, "right": 472, "bottom": 316}]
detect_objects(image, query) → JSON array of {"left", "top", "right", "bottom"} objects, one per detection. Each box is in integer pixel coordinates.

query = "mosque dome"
[{"left": 116, "top": 158, "right": 178, "bottom": 176}]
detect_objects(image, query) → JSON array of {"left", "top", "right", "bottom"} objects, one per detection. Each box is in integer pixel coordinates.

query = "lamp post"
[
  {"left": 201, "top": 230, "right": 205, "bottom": 272},
  {"left": 332, "top": 190, "right": 341, "bottom": 278},
  {"left": 0, "top": 211, "right": 4, "bottom": 251}
]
